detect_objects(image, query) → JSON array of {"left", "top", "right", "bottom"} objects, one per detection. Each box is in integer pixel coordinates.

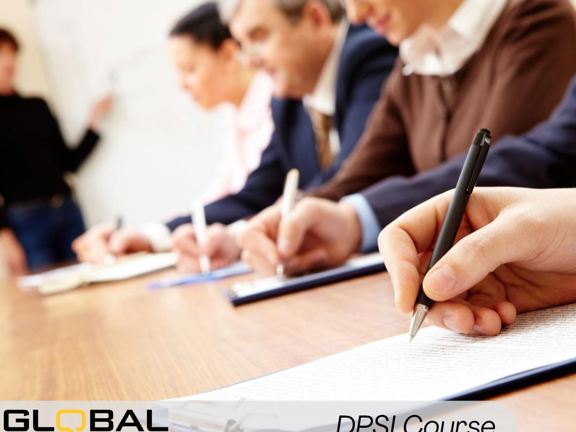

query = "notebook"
[{"left": 226, "top": 253, "right": 386, "bottom": 305}]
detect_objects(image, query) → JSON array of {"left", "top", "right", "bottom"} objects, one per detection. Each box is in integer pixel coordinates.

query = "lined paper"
[{"left": 183, "top": 304, "right": 576, "bottom": 401}]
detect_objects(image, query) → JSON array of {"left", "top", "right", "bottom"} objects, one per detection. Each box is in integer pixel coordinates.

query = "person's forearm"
[{"left": 65, "top": 129, "right": 101, "bottom": 172}]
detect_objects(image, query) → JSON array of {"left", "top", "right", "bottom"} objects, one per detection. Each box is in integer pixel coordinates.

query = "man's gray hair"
[{"left": 219, "top": 0, "right": 345, "bottom": 24}]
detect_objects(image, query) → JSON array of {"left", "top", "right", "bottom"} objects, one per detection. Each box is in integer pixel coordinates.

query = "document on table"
[
  {"left": 19, "top": 253, "right": 177, "bottom": 294},
  {"left": 182, "top": 303, "right": 576, "bottom": 401},
  {"left": 226, "top": 253, "right": 386, "bottom": 305},
  {"left": 18, "top": 263, "right": 91, "bottom": 290},
  {"left": 87, "top": 253, "right": 177, "bottom": 283}
]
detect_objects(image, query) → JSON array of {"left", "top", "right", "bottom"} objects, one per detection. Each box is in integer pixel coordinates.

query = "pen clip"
[{"left": 465, "top": 130, "right": 491, "bottom": 193}]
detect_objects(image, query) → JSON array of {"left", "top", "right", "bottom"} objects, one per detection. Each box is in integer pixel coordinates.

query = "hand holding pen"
[
  {"left": 192, "top": 200, "right": 211, "bottom": 275},
  {"left": 408, "top": 129, "right": 492, "bottom": 341},
  {"left": 276, "top": 169, "right": 300, "bottom": 278}
]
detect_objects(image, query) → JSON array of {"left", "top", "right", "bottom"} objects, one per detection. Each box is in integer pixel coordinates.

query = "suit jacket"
[
  {"left": 167, "top": 24, "right": 397, "bottom": 229},
  {"left": 309, "top": 0, "right": 576, "bottom": 201},
  {"left": 362, "top": 77, "right": 576, "bottom": 229}
]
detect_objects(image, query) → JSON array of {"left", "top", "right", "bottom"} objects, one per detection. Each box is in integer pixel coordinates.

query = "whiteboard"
[{"left": 31, "top": 0, "right": 236, "bottom": 225}]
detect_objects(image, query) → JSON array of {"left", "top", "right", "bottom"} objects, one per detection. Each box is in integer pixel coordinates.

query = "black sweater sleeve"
[{"left": 42, "top": 100, "right": 100, "bottom": 173}]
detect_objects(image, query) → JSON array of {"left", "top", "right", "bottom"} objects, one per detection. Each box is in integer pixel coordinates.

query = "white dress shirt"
[
  {"left": 303, "top": 22, "right": 349, "bottom": 157},
  {"left": 401, "top": 0, "right": 508, "bottom": 76}
]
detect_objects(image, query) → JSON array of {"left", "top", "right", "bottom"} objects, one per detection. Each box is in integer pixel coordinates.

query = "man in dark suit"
[
  {"left": 239, "top": 76, "right": 576, "bottom": 276},
  {"left": 174, "top": 32, "right": 395, "bottom": 226},
  {"left": 74, "top": 0, "right": 397, "bottom": 270}
]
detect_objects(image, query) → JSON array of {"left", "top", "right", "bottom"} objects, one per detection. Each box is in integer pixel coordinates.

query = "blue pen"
[{"left": 148, "top": 262, "right": 251, "bottom": 290}]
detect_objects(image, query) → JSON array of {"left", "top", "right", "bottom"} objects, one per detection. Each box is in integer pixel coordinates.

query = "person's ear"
[
  {"left": 217, "top": 39, "right": 241, "bottom": 62},
  {"left": 301, "top": 0, "right": 333, "bottom": 29}
]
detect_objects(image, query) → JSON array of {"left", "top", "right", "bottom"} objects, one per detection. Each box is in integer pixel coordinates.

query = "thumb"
[
  {"left": 423, "top": 216, "right": 521, "bottom": 302},
  {"left": 277, "top": 200, "right": 320, "bottom": 258}
]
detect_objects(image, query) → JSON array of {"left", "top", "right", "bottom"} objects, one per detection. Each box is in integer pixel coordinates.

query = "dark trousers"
[{"left": 6, "top": 196, "right": 86, "bottom": 271}]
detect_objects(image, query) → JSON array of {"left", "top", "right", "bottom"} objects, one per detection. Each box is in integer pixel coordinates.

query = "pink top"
[{"left": 202, "top": 72, "right": 274, "bottom": 203}]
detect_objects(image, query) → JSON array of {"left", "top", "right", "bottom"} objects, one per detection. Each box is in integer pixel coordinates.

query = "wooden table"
[{"left": 0, "top": 270, "right": 574, "bottom": 430}]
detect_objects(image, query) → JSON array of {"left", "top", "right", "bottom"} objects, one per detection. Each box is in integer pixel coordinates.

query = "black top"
[{"left": 0, "top": 93, "right": 100, "bottom": 228}]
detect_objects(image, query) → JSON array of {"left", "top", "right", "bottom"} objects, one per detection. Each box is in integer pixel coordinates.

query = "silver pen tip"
[
  {"left": 276, "top": 263, "right": 285, "bottom": 278},
  {"left": 409, "top": 304, "right": 429, "bottom": 342}
]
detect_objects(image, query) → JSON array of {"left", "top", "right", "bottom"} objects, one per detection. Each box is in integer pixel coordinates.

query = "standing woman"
[
  {"left": 0, "top": 28, "right": 112, "bottom": 275},
  {"left": 72, "top": 1, "right": 274, "bottom": 263}
]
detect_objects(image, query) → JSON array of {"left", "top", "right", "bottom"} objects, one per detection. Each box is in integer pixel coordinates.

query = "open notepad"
[{"left": 183, "top": 304, "right": 576, "bottom": 401}]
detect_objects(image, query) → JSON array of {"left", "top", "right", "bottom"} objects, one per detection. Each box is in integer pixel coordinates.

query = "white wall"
[{"left": 29, "top": 0, "right": 235, "bottom": 226}]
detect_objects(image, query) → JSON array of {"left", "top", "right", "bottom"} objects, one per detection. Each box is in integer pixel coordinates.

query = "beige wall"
[{"left": 0, "top": 0, "right": 52, "bottom": 99}]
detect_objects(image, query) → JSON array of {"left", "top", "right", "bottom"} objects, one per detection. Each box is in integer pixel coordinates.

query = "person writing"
[
  {"left": 73, "top": 2, "right": 274, "bottom": 264},
  {"left": 238, "top": 0, "right": 576, "bottom": 276},
  {"left": 379, "top": 187, "right": 576, "bottom": 336},
  {"left": 74, "top": 0, "right": 397, "bottom": 273}
]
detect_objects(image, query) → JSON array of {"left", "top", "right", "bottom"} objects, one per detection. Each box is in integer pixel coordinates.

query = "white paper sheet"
[
  {"left": 18, "top": 263, "right": 92, "bottom": 290},
  {"left": 19, "top": 253, "right": 177, "bottom": 294},
  {"left": 87, "top": 253, "right": 177, "bottom": 283},
  {"left": 183, "top": 304, "right": 576, "bottom": 401}
]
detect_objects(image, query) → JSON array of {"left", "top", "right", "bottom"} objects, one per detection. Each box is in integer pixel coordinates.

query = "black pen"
[{"left": 409, "top": 128, "right": 492, "bottom": 342}]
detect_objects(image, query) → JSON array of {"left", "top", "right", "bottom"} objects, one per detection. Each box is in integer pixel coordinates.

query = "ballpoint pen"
[
  {"left": 410, "top": 128, "right": 492, "bottom": 342},
  {"left": 276, "top": 169, "right": 300, "bottom": 278},
  {"left": 192, "top": 200, "right": 211, "bottom": 275}
]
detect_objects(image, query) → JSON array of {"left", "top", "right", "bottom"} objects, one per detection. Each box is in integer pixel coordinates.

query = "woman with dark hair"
[
  {"left": 0, "top": 27, "right": 113, "bottom": 275},
  {"left": 167, "top": 1, "right": 273, "bottom": 202},
  {"left": 73, "top": 1, "right": 273, "bottom": 264}
]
